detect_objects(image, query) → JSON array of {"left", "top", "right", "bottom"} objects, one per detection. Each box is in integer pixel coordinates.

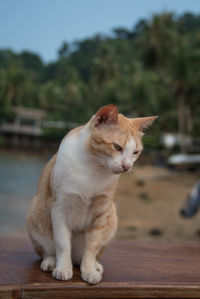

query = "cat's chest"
[
  {"left": 60, "top": 194, "right": 92, "bottom": 232},
  {"left": 53, "top": 131, "right": 118, "bottom": 199},
  {"left": 58, "top": 169, "right": 114, "bottom": 202},
  {"left": 70, "top": 169, "right": 110, "bottom": 196},
  {"left": 54, "top": 158, "right": 117, "bottom": 200}
]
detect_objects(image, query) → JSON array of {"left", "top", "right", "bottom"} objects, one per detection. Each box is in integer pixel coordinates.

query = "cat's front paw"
[
  {"left": 81, "top": 268, "right": 102, "bottom": 284},
  {"left": 52, "top": 267, "right": 73, "bottom": 281}
]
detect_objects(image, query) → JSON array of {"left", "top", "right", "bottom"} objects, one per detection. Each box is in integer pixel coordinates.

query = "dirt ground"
[{"left": 115, "top": 165, "right": 200, "bottom": 243}]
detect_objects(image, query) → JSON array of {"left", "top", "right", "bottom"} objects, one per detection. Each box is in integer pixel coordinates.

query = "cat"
[{"left": 26, "top": 104, "right": 158, "bottom": 284}]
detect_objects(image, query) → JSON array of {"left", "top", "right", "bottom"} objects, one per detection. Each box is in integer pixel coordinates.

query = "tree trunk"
[{"left": 177, "top": 96, "right": 186, "bottom": 153}]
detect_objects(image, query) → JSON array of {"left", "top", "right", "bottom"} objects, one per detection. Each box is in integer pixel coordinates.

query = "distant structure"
[
  {"left": 0, "top": 107, "right": 46, "bottom": 148},
  {"left": 0, "top": 106, "right": 78, "bottom": 149},
  {"left": 161, "top": 132, "right": 200, "bottom": 152},
  {"left": 0, "top": 106, "right": 46, "bottom": 137}
]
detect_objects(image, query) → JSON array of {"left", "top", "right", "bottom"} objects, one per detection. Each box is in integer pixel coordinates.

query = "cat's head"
[{"left": 88, "top": 104, "right": 158, "bottom": 174}]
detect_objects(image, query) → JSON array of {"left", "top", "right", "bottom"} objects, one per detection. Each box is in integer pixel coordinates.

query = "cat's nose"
[{"left": 122, "top": 164, "right": 131, "bottom": 172}]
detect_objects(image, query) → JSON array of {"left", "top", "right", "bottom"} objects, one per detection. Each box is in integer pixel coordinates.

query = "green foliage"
[
  {"left": 0, "top": 11, "right": 200, "bottom": 147},
  {"left": 43, "top": 127, "right": 68, "bottom": 141}
]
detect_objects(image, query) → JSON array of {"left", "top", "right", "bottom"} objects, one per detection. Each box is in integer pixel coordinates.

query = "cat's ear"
[
  {"left": 132, "top": 116, "right": 158, "bottom": 134},
  {"left": 93, "top": 104, "right": 119, "bottom": 127}
]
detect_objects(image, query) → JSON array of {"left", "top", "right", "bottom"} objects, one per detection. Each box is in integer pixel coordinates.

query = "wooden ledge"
[{"left": 1, "top": 238, "right": 200, "bottom": 298}]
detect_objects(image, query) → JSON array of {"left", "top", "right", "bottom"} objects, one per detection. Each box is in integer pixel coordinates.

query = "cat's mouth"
[{"left": 111, "top": 167, "right": 132, "bottom": 174}]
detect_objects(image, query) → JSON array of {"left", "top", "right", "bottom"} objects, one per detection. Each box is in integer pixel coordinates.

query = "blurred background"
[{"left": 0, "top": 0, "right": 200, "bottom": 242}]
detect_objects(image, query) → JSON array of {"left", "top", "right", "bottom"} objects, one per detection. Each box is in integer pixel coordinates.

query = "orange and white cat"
[{"left": 26, "top": 104, "right": 157, "bottom": 284}]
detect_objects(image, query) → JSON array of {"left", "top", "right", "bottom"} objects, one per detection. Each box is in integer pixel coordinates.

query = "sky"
[{"left": 0, "top": 0, "right": 200, "bottom": 62}]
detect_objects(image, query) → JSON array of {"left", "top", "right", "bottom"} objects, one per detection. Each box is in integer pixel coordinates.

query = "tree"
[
  {"left": 58, "top": 41, "right": 69, "bottom": 58},
  {"left": 0, "top": 11, "right": 200, "bottom": 149}
]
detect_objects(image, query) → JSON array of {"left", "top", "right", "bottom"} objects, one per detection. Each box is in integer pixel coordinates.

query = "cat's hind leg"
[
  {"left": 34, "top": 235, "right": 56, "bottom": 272},
  {"left": 28, "top": 228, "right": 56, "bottom": 272},
  {"left": 39, "top": 236, "right": 56, "bottom": 272},
  {"left": 95, "top": 261, "right": 104, "bottom": 274},
  {"left": 41, "top": 256, "right": 56, "bottom": 272},
  {"left": 26, "top": 194, "right": 56, "bottom": 272}
]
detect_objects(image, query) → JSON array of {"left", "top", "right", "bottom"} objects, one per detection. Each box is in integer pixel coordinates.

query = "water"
[{"left": 0, "top": 149, "right": 52, "bottom": 237}]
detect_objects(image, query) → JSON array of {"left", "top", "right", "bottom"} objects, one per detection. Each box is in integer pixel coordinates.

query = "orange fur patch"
[{"left": 88, "top": 113, "right": 144, "bottom": 156}]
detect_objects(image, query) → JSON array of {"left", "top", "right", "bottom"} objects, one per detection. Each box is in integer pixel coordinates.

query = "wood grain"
[{"left": 1, "top": 238, "right": 200, "bottom": 298}]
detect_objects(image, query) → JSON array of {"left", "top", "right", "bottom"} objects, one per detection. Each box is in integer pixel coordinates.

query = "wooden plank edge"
[
  {"left": 21, "top": 283, "right": 200, "bottom": 299},
  {"left": 0, "top": 285, "right": 21, "bottom": 299}
]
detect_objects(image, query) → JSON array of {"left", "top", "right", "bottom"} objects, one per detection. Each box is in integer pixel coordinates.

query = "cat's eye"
[
  {"left": 133, "top": 150, "right": 139, "bottom": 155},
  {"left": 114, "top": 143, "right": 122, "bottom": 152}
]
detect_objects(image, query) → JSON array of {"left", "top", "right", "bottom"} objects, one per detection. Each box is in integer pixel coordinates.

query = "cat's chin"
[
  {"left": 110, "top": 168, "right": 128, "bottom": 175},
  {"left": 111, "top": 167, "right": 133, "bottom": 175}
]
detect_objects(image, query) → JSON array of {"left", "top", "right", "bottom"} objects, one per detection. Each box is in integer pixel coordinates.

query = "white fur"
[
  {"left": 41, "top": 256, "right": 56, "bottom": 272},
  {"left": 48, "top": 125, "right": 139, "bottom": 282},
  {"left": 49, "top": 126, "right": 119, "bottom": 281},
  {"left": 52, "top": 126, "right": 119, "bottom": 204},
  {"left": 51, "top": 205, "right": 73, "bottom": 280}
]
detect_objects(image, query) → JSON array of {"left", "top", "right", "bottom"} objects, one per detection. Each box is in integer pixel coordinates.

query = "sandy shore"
[{"left": 116, "top": 165, "right": 200, "bottom": 243}]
